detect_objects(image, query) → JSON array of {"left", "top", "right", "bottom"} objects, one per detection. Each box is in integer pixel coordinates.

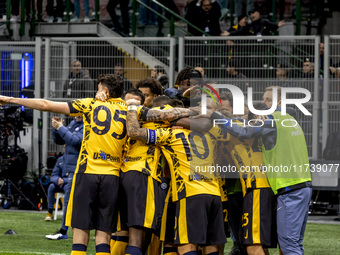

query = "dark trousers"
[
  {"left": 158, "top": 0, "right": 180, "bottom": 20},
  {"left": 106, "top": 0, "right": 130, "bottom": 34},
  {"left": 46, "top": 0, "right": 64, "bottom": 18},
  {"left": 11, "top": 0, "right": 31, "bottom": 17}
]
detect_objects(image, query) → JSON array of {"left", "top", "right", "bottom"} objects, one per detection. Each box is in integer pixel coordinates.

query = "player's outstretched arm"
[
  {"left": 125, "top": 98, "right": 195, "bottom": 122},
  {"left": 145, "top": 107, "right": 194, "bottom": 122},
  {"left": 0, "top": 96, "right": 70, "bottom": 115}
]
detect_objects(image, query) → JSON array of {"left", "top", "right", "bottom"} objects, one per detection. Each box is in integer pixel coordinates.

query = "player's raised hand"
[
  {"left": 95, "top": 91, "right": 108, "bottom": 102},
  {"left": 183, "top": 85, "right": 200, "bottom": 98},
  {"left": 126, "top": 99, "right": 141, "bottom": 106}
]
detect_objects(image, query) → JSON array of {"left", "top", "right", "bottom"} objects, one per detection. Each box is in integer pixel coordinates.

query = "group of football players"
[{"left": 0, "top": 67, "right": 312, "bottom": 255}]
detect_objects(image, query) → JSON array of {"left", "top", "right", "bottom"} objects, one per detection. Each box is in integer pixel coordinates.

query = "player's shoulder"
[
  {"left": 73, "top": 97, "right": 95, "bottom": 104},
  {"left": 93, "top": 98, "right": 127, "bottom": 111}
]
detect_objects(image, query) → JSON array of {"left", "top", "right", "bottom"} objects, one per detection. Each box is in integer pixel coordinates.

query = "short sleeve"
[
  {"left": 67, "top": 98, "right": 93, "bottom": 116},
  {"left": 137, "top": 106, "right": 150, "bottom": 121}
]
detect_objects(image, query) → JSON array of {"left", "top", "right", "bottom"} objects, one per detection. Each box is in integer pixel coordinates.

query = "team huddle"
[{"left": 0, "top": 67, "right": 312, "bottom": 255}]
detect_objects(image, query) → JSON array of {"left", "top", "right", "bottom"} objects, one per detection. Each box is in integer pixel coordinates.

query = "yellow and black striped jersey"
[
  {"left": 148, "top": 126, "right": 226, "bottom": 202},
  {"left": 215, "top": 141, "right": 235, "bottom": 202},
  {"left": 68, "top": 98, "right": 148, "bottom": 176},
  {"left": 121, "top": 105, "right": 173, "bottom": 182},
  {"left": 223, "top": 123, "right": 271, "bottom": 196},
  {"left": 213, "top": 130, "right": 233, "bottom": 202},
  {"left": 240, "top": 137, "right": 271, "bottom": 194}
]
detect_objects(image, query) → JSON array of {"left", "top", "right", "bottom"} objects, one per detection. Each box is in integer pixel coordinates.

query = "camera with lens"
[{"left": 0, "top": 106, "right": 28, "bottom": 182}]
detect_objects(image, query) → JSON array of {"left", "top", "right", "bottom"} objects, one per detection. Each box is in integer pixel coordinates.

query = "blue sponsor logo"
[
  {"left": 93, "top": 151, "right": 120, "bottom": 162},
  {"left": 99, "top": 150, "right": 106, "bottom": 160}
]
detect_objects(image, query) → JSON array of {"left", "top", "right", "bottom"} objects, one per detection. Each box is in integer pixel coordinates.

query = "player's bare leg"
[
  {"left": 71, "top": 228, "right": 90, "bottom": 254},
  {"left": 246, "top": 244, "right": 266, "bottom": 255},
  {"left": 177, "top": 243, "right": 197, "bottom": 255},
  {"left": 95, "top": 230, "right": 111, "bottom": 245},
  {"left": 128, "top": 227, "right": 146, "bottom": 248},
  {"left": 203, "top": 245, "right": 219, "bottom": 254},
  {"left": 218, "top": 244, "right": 225, "bottom": 255},
  {"left": 73, "top": 228, "right": 90, "bottom": 245}
]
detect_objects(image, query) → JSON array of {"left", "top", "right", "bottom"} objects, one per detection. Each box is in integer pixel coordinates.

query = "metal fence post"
[
  {"left": 322, "top": 35, "right": 330, "bottom": 153},
  {"left": 132, "top": 0, "right": 137, "bottom": 37},
  {"left": 95, "top": 0, "right": 100, "bottom": 21},
  {"left": 37, "top": 0, "right": 43, "bottom": 22},
  {"left": 42, "top": 38, "right": 51, "bottom": 171},
  {"left": 170, "top": 16, "right": 175, "bottom": 37},
  {"left": 33, "top": 37, "right": 42, "bottom": 172},
  {"left": 6, "top": 0, "right": 13, "bottom": 36},
  {"left": 272, "top": 0, "right": 277, "bottom": 23},
  {"left": 169, "top": 37, "right": 176, "bottom": 87},
  {"left": 66, "top": 0, "right": 71, "bottom": 22},
  {"left": 312, "top": 36, "right": 320, "bottom": 159},
  {"left": 29, "top": 0, "right": 36, "bottom": 37},
  {"left": 229, "top": 0, "right": 234, "bottom": 26},
  {"left": 178, "top": 37, "right": 185, "bottom": 75},
  {"left": 19, "top": 0, "right": 25, "bottom": 36},
  {"left": 295, "top": 0, "right": 301, "bottom": 35}
]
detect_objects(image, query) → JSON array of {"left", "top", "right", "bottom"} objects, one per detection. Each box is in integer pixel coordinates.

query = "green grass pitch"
[{"left": 0, "top": 211, "right": 340, "bottom": 254}]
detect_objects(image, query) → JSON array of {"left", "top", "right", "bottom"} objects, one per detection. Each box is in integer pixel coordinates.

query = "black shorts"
[
  {"left": 65, "top": 173, "right": 119, "bottom": 232},
  {"left": 242, "top": 188, "right": 277, "bottom": 248},
  {"left": 154, "top": 177, "right": 170, "bottom": 237},
  {"left": 116, "top": 210, "right": 129, "bottom": 232},
  {"left": 222, "top": 201, "right": 231, "bottom": 238},
  {"left": 226, "top": 192, "right": 244, "bottom": 244},
  {"left": 120, "top": 171, "right": 160, "bottom": 230},
  {"left": 160, "top": 188, "right": 176, "bottom": 243},
  {"left": 173, "top": 194, "right": 226, "bottom": 246}
]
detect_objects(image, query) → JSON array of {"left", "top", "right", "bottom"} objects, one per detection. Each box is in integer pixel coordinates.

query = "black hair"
[
  {"left": 97, "top": 74, "right": 124, "bottom": 98},
  {"left": 248, "top": 102, "right": 268, "bottom": 120},
  {"left": 238, "top": 14, "right": 247, "bottom": 22},
  {"left": 136, "top": 78, "right": 163, "bottom": 96},
  {"left": 158, "top": 75, "right": 169, "bottom": 88},
  {"left": 153, "top": 95, "right": 172, "bottom": 108},
  {"left": 122, "top": 89, "right": 145, "bottom": 105},
  {"left": 175, "top": 66, "right": 202, "bottom": 86}
]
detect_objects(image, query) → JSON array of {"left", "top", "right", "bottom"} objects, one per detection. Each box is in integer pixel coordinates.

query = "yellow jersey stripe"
[
  {"left": 252, "top": 189, "right": 261, "bottom": 244},
  {"left": 178, "top": 199, "right": 189, "bottom": 244},
  {"left": 65, "top": 173, "right": 77, "bottom": 227},
  {"left": 144, "top": 176, "right": 155, "bottom": 228},
  {"left": 160, "top": 190, "right": 171, "bottom": 241}
]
